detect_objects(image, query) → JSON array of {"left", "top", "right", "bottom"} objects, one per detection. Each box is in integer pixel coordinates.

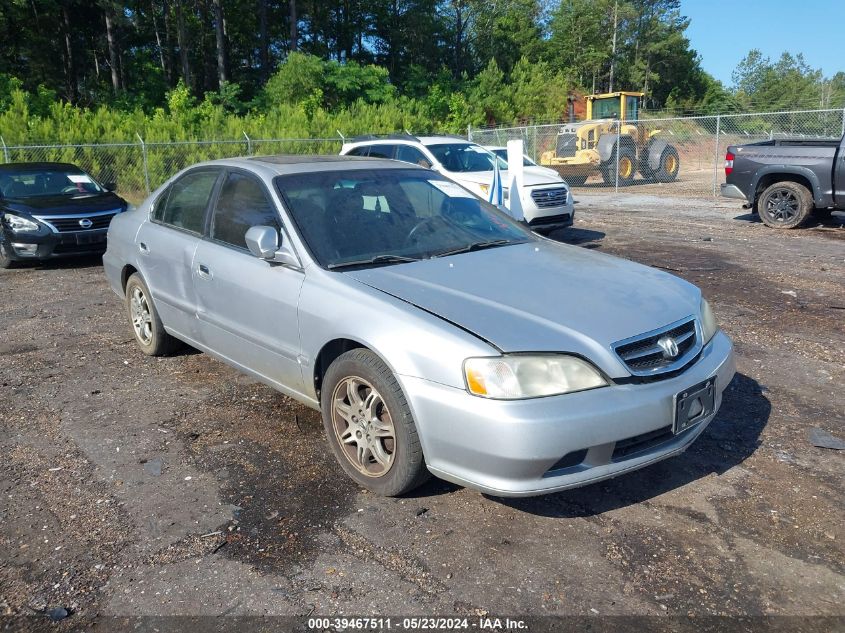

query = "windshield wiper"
[
  {"left": 327, "top": 254, "right": 421, "bottom": 270},
  {"left": 432, "top": 239, "right": 516, "bottom": 258}
]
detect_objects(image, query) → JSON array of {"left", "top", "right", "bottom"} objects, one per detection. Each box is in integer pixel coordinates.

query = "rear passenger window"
[
  {"left": 367, "top": 145, "right": 397, "bottom": 159},
  {"left": 211, "top": 172, "right": 280, "bottom": 250},
  {"left": 157, "top": 170, "right": 218, "bottom": 234},
  {"left": 396, "top": 145, "right": 432, "bottom": 168}
]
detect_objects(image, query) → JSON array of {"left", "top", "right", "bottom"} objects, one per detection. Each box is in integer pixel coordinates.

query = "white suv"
[{"left": 340, "top": 135, "right": 574, "bottom": 233}]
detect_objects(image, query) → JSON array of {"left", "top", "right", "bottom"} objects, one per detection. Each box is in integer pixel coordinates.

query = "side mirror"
[
  {"left": 245, "top": 225, "right": 279, "bottom": 259},
  {"left": 103, "top": 181, "right": 117, "bottom": 191},
  {"left": 245, "top": 225, "right": 301, "bottom": 268}
]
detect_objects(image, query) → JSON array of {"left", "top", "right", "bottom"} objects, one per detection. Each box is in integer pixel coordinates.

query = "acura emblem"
[
  {"left": 78, "top": 218, "right": 93, "bottom": 229},
  {"left": 657, "top": 336, "right": 680, "bottom": 359}
]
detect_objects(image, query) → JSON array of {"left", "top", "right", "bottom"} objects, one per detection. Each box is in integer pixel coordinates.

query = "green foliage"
[{"left": 732, "top": 50, "right": 824, "bottom": 111}]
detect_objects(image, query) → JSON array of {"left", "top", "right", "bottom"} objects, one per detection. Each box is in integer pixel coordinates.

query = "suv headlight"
[
  {"left": 701, "top": 298, "right": 719, "bottom": 344},
  {"left": 464, "top": 354, "right": 607, "bottom": 399},
  {"left": 2, "top": 213, "right": 40, "bottom": 233}
]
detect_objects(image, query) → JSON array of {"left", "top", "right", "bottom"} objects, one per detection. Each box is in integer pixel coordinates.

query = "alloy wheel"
[
  {"left": 130, "top": 286, "right": 153, "bottom": 345},
  {"left": 331, "top": 376, "right": 396, "bottom": 477},
  {"left": 765, "top": 188, "right": 800, "bottom": 222}
]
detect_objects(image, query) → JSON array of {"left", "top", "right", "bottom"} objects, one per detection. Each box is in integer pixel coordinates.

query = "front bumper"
[
  {"left": 720, "top": 183, "right": 748, "bottom": 201},
  {"left": 528, "top": 210, "right": 574, "bottom": 232},
  {"left": 1, "top": 227, "right": 108, "bottom": 261},
  {"left": 402, "top": 330, "right": 735, "bottom": 497}
]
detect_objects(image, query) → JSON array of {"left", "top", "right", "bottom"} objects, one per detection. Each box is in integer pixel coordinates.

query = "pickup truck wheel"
[
  {"left": 321, "top": 349, "right": 429, "bottom": 496},
  {"left": 757, "top": 182, "right": 813, "bottom": 229},
  {"left": 125, "top": 273, "right": 181, "bottom": 356}
]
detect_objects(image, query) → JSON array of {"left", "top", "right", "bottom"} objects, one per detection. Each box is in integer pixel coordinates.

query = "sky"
[{"left": 680, "top": 0, "right": 845, "bottom": 87}]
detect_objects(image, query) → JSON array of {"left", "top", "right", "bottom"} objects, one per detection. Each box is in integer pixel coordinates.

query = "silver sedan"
[{"left": 103, "top": 156, "right": 735, "bottom": 497}]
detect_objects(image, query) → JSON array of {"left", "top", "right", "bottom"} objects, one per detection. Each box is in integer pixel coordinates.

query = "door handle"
[
  {"left": 197, "top": 263, "right": 212, "bottom": 280},
  {"left": 138, "top": 242, "right": 149, "bottom": 254}
]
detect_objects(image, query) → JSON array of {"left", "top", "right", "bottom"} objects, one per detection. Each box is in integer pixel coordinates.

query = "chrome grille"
[
  {"left": 530, "top": 187, "right": 568, "bottom": 208},
  {"left": 613, "top": 317, "right": 700, "bottom": 377},
  {"left": 34, "top": 209, "right": 120, "bottom": 233}
]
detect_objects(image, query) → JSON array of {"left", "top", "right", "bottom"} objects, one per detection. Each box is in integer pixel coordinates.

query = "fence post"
[
  {"left": 0, "top": 136, "right": 8, "bottom": 163},
  {"left": 614, "top": 121, "right": 621, "bottom": 193},
  {"left": 467, "top": 124, "right": 472, "bottom": 141},
  {"left": 712, "top": 115, "right": 721, "bottom": 198},
  {"left": 136, "top": 133, "right": 151, "bottom": 194},
  {"left": 841, "top": 109, "right": 845, "bottom": 137},
  {"left": 243, "top": 131, "right": 252, "bottom": 155}
]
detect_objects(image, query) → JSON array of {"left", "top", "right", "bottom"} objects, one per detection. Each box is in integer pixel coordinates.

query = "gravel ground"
[{"left": 0, "top": 194, "right": 843, "bottom": 631}]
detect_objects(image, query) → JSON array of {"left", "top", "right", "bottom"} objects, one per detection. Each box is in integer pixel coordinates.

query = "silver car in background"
[{"left": 103, "top": 156, "right": 735, "bottom": 497}]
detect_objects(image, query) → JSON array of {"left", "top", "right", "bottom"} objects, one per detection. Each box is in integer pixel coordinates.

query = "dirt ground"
[{"left": 1, "top": 194, "right": 843, "bottom": 631}]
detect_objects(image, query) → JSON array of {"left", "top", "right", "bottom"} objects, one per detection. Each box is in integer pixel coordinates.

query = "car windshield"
[
  {"left": 426, "top": 143, "right": 503, "bottom": 173},
  {"left": 0, "top": 167, "right": 104, "bottom": 198},
  {"left": 490, "top": 149, "right": 536, "bottom": 167},
  {"left": 275, "top": 168, "right": 531, "bottom": 269}
]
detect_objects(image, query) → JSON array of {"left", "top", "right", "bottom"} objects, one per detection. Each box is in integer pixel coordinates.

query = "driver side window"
[{"left": 211, "top": 172, "right": 280, "bottom": 250}]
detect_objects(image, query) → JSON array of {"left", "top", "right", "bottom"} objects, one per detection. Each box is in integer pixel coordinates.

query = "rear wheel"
[
  {"left": 655, "top": 145, "right": 680, "bottom": 183},
  {"left": 125, "top": 273, "right": 181, "bottom": 356},
  {"left": 756, "top": 181, "right": 813, "bottom": 229},
  {"left": 321, "top": 348, "right": 429, "bottom": 496}
]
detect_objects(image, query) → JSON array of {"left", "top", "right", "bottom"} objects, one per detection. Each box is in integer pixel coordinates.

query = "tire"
[
  {"left": 566, "top": 174, "right": 588, "bottom": 186},
  {"left": 756, "top": 181, "right": 813, "bottom": 229},
  {"left": 0, "top": 240, "right": 16, "bottom": 269},
  {"left": 655, "top": 145, "right": 680, "bottom": 183},
  {"left": 320, "top": 348, "right": 429, "bottom": 496},
  {"left": 601, "top": 146, "right": 636, "bottom": 186},
  {"left": 125, "top": 273, "right": 181, "bottom": 356}
]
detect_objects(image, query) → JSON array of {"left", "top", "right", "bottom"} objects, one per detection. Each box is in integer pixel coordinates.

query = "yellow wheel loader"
[{"left": 539, "top": 92, "right": 680, "bottom": 186}]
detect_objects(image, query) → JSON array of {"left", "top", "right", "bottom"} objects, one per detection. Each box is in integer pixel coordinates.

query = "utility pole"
[{"left": 609, "top": 0, "right": 618, "bottom": 93}]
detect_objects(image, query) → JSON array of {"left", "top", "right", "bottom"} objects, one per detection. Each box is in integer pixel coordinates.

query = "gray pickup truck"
[{"left": 720, "top": 134, "right": 845, "bottom": 228}]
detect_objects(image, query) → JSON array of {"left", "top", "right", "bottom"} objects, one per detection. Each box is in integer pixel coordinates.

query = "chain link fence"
[
  {"left": 2, "top": 107, "right": 843, "bottom": 204},
  {"left": 0, "top": 135, "right": 341, "bottom": 203},
  {"left": 469, "top": 108, "right": 845, "bottom": 197}
]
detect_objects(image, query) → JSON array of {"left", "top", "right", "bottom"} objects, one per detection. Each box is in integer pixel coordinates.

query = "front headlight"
[
  {"left": 700, "top": 298, "right": 719, "bottom": 344},
  {"left": 2, "top": 213, "right": 40, "bottom": 233},
  {"left": 464, "top": 354, "right": 607, "bottom": 399}
]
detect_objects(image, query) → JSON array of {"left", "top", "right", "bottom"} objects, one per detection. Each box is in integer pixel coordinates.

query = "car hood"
[
  {"left": 1, "top": 192, "right": 126, "bottom": 215},
  {"left": 345, "top": 241, "right": 700, "bottom": 363},
  {"left": 453, "top": 170, "right": 565, "bottom": 188}
]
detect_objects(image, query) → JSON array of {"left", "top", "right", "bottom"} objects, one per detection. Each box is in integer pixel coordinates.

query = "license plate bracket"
[
  {"left": 75, "top": 232, "right": 106, "bottom": 246},
  {"left": 673, "top": 377, "right": 716, "bottom": 434}
]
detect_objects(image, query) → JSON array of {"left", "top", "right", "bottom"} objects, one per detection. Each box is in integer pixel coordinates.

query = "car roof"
[
  {"left": 0, "top": 162, "right": 84, "bottom": 171},
  {"left": 196, "top": 155, "right": 428, "bottom": 176},
  {"left": 346, "top": 136, "right": 471, "bottom": 147}
]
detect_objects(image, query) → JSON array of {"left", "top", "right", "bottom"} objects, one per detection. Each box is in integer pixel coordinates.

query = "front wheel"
[
  {"left": 756, "top": 181, "right": 813, "bottom": 229},
  {"left": 0, "top": 241, "right": 16, "bottom": 269},
  {"left": 321, "top": 348, "right": 429, "bottom": 496},
  {"left": 601, "top": 147, "right": 636, "bottom": 186}
]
